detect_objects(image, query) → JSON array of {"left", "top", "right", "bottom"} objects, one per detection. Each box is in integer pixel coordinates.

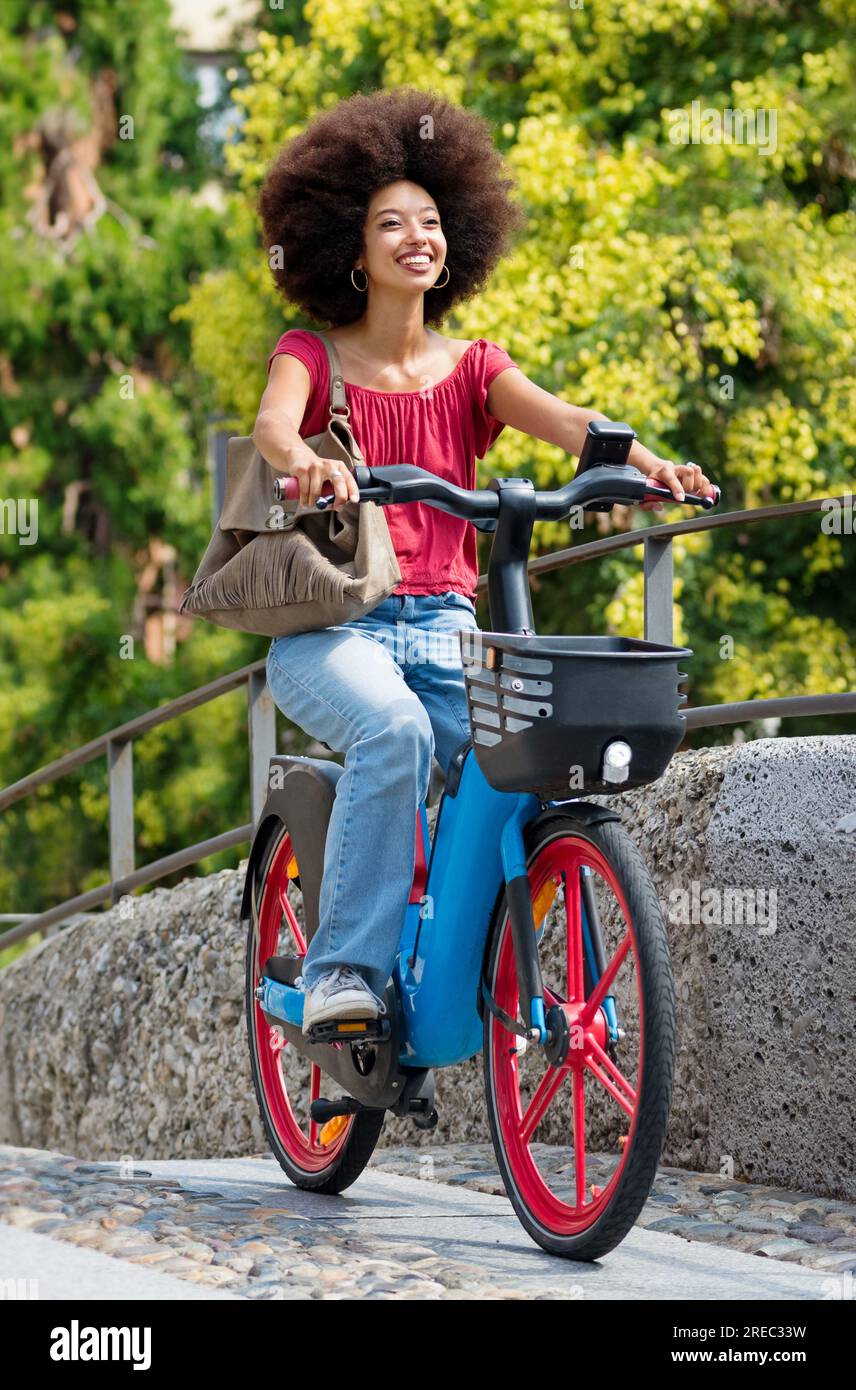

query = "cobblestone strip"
[
  {"left": 370, "top": 1143, "right": 856, "bottom": 1274},
  {"left": 4, "top": 1144, "right": 854, "bottom": 1298},
  {"left": 0, "top": 1146, "right": 576, "bottom": 1300}
]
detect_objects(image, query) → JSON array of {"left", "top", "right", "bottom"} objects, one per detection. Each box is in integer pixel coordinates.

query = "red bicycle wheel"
[
  {"left": 483, "top": 812, "right": 675, "bottom": 1259},
  {"left": 245, "top": 823, "right": 384, "bottom": 1193}
]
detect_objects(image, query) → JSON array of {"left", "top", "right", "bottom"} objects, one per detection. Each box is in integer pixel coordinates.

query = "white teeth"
[{"left": 399, "top": 256, "right": 431, "bottom": 266}]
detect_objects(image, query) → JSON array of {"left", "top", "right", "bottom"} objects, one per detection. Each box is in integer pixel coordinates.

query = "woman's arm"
[
  {"left": 486, "top": 366, "right": 715, "bottom": 508},
  {"left": 253, "top": 354, "right": 360, "bottom": 510}
]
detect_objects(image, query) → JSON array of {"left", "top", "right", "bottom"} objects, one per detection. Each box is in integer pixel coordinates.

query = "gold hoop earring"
[
  {"left": 430, "top": 264, "right": 450, "bottom": 290},
  {"left": 350, "top": 267, "right": 368, "bottom": 292}
]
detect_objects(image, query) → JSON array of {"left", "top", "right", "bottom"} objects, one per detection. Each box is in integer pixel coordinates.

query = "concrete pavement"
[
  {"left": 0, "top": 1152, "right": 838, "bottom": 1300},
  {"left": 124, "top": 1158, "right": 833, "bottom": 1300}
]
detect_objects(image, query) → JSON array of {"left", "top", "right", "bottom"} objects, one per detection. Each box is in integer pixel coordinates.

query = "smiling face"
[{"left": 355, "top": 179, "right": 447, "bottom": 292}]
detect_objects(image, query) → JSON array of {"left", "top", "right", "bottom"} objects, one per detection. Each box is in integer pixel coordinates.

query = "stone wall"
[{"left": 1, "top": 737, "right": 853, "bottom": 1196}]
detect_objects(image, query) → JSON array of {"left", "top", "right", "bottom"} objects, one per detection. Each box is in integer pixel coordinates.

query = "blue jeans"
[{"left": 265, "top": 591, "right": 480, "bottom": 998}]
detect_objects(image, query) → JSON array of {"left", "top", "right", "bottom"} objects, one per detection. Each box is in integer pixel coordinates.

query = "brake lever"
[{"left": 642, "top": 481, "right": 721, "bottom": 510}]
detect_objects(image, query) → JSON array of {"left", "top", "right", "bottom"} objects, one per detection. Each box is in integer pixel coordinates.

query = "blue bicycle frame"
[
  {"left": 255, "top": 744, "right": 540, "bottom": 1060},
  {"left": 256, "top": 744, "right": 620, "bottom": 1070},
  {"left": 395, "top": 748, "right": 540, "bottom": 1069}
]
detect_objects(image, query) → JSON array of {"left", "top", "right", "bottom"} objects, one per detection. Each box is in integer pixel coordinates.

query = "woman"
[{"left": 253, "top": 88, "right": 714, "bottom": 1034}]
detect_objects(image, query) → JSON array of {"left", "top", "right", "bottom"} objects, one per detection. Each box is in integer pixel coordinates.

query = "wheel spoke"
[
  {"left": 572, "top": 1068, "right": 586, "bottom": 1208},
  {"left": 581, "top": 929, "right": 631, "bottom": 1026},
  {"left": 279, "top": 889, "right": 307, "bottom": 955},
  {"left": 519, "top": 1063, "right": 566, "bottom": 1145},
  {"left": 584, "top": 1057, "right": 635, "bottom": 1118},
  {"left": 587, "top": 1035, "right": 637, "bottom": 1106},
  {"left": 563, "top": 866, "right": 584, "bottom": 1002},
  {"left": 308, "top": 1063, "right": 321, "bottom": 1148}
]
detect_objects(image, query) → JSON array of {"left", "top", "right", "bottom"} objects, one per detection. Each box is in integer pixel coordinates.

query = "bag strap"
[
  {"left": 303, "top": 328, "right": 365, "bottom": 466},
  {"left": 306, "top": 330, "right": 351, "bottom": 422}
]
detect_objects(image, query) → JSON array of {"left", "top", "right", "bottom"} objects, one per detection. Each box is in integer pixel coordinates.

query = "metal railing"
[
  {"left": 2, "top": 493, "right": 853, "bottom": 951},
  {"left": 0, "top": 663, "right": 275, "bottom": 947}
]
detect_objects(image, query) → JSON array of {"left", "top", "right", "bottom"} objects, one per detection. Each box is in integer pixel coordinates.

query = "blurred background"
[{"left": 1, "top": 0, "right": 854, "bottom": 958}]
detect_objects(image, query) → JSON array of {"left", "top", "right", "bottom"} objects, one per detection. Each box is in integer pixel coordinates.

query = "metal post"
[
  {"left": 644, "top": 535, "right": 674, "bottom": 646},
  {"left": 248, "top": 671, "right": 277, "bottom": 826},
  {"left": 107, "top": 738, "right": 134, "bottom": 905}
]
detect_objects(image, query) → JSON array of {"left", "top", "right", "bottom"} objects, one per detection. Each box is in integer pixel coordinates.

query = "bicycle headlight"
[{"left": 602, "top": 739, "right": 632, "bottom": 784}]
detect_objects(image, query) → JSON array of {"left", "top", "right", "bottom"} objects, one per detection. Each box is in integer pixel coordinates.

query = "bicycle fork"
[{"left": 482, "top": 801, "right": 549, "bottom": 1044}]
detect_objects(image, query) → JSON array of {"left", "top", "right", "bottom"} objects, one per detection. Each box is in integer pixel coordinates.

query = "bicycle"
[{"left": 243, "top": 433, "right": 720, "bottom": 1260}]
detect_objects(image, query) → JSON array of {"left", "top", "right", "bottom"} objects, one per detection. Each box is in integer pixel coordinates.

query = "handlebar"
[{"left": 273, "top": 463, "right": 720, "bottom": 521}]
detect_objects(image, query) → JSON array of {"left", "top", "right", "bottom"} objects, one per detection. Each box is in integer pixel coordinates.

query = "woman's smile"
[{"left": 396, "top": 252, "right": 435, "bottom": 274}]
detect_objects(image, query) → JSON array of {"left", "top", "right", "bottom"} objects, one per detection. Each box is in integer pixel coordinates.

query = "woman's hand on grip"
[
  {"left": 288, "top": 451, "right": 361, "bottom": 511},
  {"left": 638, "top": 458, "right": 716, "bottom": 511}
]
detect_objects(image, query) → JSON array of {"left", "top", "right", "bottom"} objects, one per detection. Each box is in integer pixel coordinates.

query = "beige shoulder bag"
[{"left": 179, "top": 331, "right": 402, "bottom": 637}]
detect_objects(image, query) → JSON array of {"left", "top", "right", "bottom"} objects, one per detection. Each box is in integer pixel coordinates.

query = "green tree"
[
  {"left": 183, "top": 0, "right": 856, "bottom": 736},
  {"left": 3, "top": 0, "right": 855, "bottom": 956},
  {"left": 0, "top": 1, "right": 269, "bottom": 943}
]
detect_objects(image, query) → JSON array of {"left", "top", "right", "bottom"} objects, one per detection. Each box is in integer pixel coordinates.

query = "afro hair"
[{"left": 257, "top": 86, "right": 526, "bottom": 328}]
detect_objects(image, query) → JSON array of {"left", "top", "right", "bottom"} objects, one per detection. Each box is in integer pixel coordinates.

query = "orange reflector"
[
  {"left": 286, "top": 854, "right": 299, "bottom": 878},
  {"left": 335, "top": 1021, "right": 369, "bottom": 1033},
  {"left": 590, "top": 1184, "right": 602, "bottom": 1199},
  {"left": 486, "top": 646, "right": 496, "bottom": 670},
  {"left": 532, "top": 877, "right": 558, "bottom": 931},
  {"left": 319, "top": 1115, "right": 349, "bottom": 1145},
  {"left": 618, "top": 1134, "right": 629, "bottom": 1150}
]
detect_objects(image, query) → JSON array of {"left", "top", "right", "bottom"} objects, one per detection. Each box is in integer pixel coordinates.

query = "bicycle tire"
[
  {"left": 245, "top": 822, "right": 385, "bottom": 1195},
  {"left": 482, "top": 811, "right": 676, "bottom": 1260}
]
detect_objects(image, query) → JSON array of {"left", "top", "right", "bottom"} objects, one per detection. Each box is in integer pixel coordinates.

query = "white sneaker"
[{"left": 301, "top": 966, "right": 388, "bottom": 1035}]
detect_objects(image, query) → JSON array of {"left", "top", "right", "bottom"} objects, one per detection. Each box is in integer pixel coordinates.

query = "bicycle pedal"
[{"left": 304, "top": 1017, "right": 391, "bottom": 1045}]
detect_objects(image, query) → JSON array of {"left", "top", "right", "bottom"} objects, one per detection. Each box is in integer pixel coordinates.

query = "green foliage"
[
  {"left": 0, "top": 2, "right": 268, "bottom": 941},
  {"left": 2, "top": 0, "right": 855, "bottom": 953},
  {"left": 183, "top": 0, "right": 855, "bottom": 735}
]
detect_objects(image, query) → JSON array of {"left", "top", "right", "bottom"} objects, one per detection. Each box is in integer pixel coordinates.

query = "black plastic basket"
[{"left": 460, "top": 631, "right": 692, "bottom": 799}]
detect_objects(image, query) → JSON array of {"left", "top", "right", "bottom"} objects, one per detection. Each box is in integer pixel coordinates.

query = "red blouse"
[{"left": 266, "top": 329, "right": 519, "bottom": 600}]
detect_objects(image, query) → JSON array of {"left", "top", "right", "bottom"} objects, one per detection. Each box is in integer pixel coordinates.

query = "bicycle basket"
[{"left": 460, "top": 632, "right": 692, "bottom": 799}]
